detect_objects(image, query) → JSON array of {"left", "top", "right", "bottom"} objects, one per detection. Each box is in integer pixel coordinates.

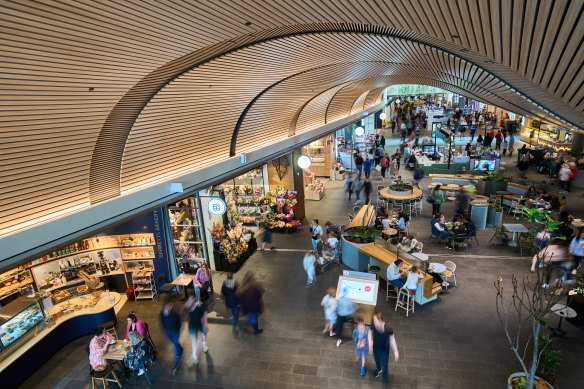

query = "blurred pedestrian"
[
  {"left": 221, "top": 273, "right": 239, "bottom": 333},
  {"left": 160, "top": 300, "right": 183, "bottom": 375},
  {"left": 352, "top": 316, "right": 368, "bottom": 376},
  {"left": 368, "top": 312, "right": 399, "bottom": 384},
  {"left": 303, "top": 251, "right": 316, "bottom": 285},
  {"left": 345, "top": 174, "right": 354, "bottom": 200},
  {"left": 238, "top": 272, "right": 264, "bottom": 335},
  {"left": 335, "top": 288, "right": 358, "bottom": 347},
  {"left": 185, "top": 296, "right": 208, "bottom": 365},
  {"left": 259, "top": 221, "right": 275, "bottom": 251},
  {"left": 363, "top": 177, "right": 372, "bottom": 204},
  {"left": 321, "top": 288, "right": 337, "bottom": 336}
]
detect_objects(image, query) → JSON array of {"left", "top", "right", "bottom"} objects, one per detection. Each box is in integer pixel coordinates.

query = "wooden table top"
[
  {"left": 379, "top": 187, "right": 423, "bottom": 200},
  {"left": 172, "top": 275, "right": 193, "bottom": 286},
  {"left": 359, "top": 244, "right": 432, "bottom": 283},
  {"left": 347, "top": 205, "right": 375, "bottom": 229},
  {"left": 102, "top": 340, "right": 129, "bottom": 361}
]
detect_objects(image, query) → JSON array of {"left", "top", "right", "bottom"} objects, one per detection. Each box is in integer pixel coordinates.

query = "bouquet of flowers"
[
  {"left": 223, "top": 185, "right": 233, "bottom": 195},
  {"left": 277, "top": 198, "right": 286, "bottom": 213},
  {"left": 243, "top": 184, "right": 252, "bottom": 194},
  {"left": 276, "top": 186, "right": 287, "bottom": 198},
  {"left": 233, "top": 185, "right": 240, "bottom": 195},
  {"left": 210, "top": 221, "right": 225, "bottom": 239},
  {"left": 254, "top": 186, "right": 263, "bottom": 195},
  {"left": 244, "top": 198, "right": 252, "bottom": 205},
  {"left": 287, "top": 191, "right": 297, "bottom": 199},
  {"left": 286, "top": 199, "right": 297, "bottom": 209},
  {"left": 236, "top": 197, "right": 243, "bottom": 205},
  {"left": 290, "top": 220, "right": 301, "bottom": 228}
]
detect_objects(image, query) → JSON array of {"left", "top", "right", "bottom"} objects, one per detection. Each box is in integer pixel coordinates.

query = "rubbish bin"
[
  {"left": 368, "top": 265, "right": 381, "bottom": 280},
  {"left": 125, "top": 286, "right": 135, "bottom": 301}
]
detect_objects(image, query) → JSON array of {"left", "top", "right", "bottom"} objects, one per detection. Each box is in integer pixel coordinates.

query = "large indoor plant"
[
  {"left": 496, "top": 208, "right": 564, "bottom": 389},
  {"left": 388, "top": 182, "right": 413, "bottom": 196},
  {"left": 480, "top": 171, "right": 511, "bottom": 195}
]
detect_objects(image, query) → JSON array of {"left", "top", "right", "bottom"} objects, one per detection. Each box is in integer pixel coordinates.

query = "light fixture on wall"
[
  {"left": 379, "top": 112, "right": 387, "bottom": 120},
  {"left": 296, "top": 155, "right": 312, "bottom": 169},
  {"left": 355, "top": 126, "right": 365, "bottom": 136}
]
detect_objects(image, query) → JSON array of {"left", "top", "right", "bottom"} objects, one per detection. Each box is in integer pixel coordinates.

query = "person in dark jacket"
[
  {"left": 363, "top": 177, "right": 373, "bottom": 204},
  {"left": 221, "top": 273, "right": 239, "bottom": 333},
  {"left": 159, "top": 301, "right": 183, "bottom": 374},
  {"left": 237, "top": 272, "right": 264, "bottom": 335}
]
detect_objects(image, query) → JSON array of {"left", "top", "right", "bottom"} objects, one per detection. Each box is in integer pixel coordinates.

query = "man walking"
[
  {"left": 363, "top": 177, "right": 372, "bottom": 204},
  {"left": 160, "top": 301, "right": 183, "bottom": 375}
]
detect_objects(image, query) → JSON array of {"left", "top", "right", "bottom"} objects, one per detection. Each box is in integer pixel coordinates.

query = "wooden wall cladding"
[{"left": 1, "top": 0, "right": 583, "bottom": 238}]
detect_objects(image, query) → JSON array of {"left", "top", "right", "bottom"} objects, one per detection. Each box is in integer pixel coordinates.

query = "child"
[
  {"left": 352, "top": 316, "right": 368, "bottom": 376},
  {"left": 438, "top": 213, "right": 446, "bottom": 226},
  {"left": 320, "top": 288, "right": 337, "bottom": 336}
]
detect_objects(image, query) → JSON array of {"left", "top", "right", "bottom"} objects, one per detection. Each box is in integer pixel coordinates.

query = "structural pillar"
[
  {"left": 292, "top": 148, "right": 306, "bottom": 221},
  {"left": 571, "top": 132, "right": 584, "bottom": 154}
]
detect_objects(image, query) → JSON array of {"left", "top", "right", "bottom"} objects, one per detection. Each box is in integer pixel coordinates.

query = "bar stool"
[
  {"left": 395, "top": 288, "right": 415, "bottom": 317},
  {"left": 386, "top": 280, "right": 399, "bottom": 302}
]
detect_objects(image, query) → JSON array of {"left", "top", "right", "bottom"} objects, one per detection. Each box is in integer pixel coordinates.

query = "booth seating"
[
  {"left": 359, "top": 241, "right": 440, "bottom": 305},
  {"left": 502, "top": 183, "right": 564, "bottom": 208},
  {"left": 427, "top": 174, "right": 480, "bottom": 191}
]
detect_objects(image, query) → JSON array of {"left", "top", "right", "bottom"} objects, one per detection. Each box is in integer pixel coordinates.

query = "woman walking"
[
  {"left": 368, "top": 312, "right": 399, "bottom": 384},
  {"left": 380, "top": 156, "right": 389, "bottom": 180},
  {"left": 221, "top": 274, "right": 239, "bottom": 332},
  {"left": 159, "top": 302, "right": 183, "bottom": 374},
  {"left": 237, "top": 272, "right": 264, "bottom": 335},
  {"left": 430, "top": 184, "right": 444, "bottom": 214},
  {"left": 303, "top": 251, "right": 316, "bottom": 285},
  {"left": 353, "top": 175, "right": 363, "bottom": 201},
  {"left": 389, "top": 156, "right": 398, "bottom": 179},
  {"left": 310, "top": 219, "right": 323, "bottom": 253},
  {"left": 352, "top": 317, "right": 368, "bottom": 376},
  {"left": 320, "top": 288, "right": 337, "bottom": 336},
  {"left": 185, "top": 296, "right": 208, "bottom": 365}
]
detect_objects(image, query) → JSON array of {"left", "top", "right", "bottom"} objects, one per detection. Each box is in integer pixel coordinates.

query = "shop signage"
[{"left": 208, "top": 197, "right": 227, "bottom": 216}]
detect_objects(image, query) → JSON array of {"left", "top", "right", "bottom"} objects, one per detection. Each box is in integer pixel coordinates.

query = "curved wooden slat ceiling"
[{"left": 1, "top": 0, "right": 583, "bottom": 238}]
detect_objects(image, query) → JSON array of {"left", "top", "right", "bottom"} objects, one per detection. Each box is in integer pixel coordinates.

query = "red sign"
[{"left": 364, "top": 286, "right": 371, "bottom": 292}]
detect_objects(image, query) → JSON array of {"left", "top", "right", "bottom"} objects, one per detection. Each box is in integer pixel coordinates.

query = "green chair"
[
  {"left": 517, "top": 232, "right": 536, "bottom": 259},
  {"left": 467, "top": 230, "right": 479, "bottom": 246},
  {"left": 488, "top": 227, "right": 509, "bottom": 247},
  {"left": 451, "top": 234, "right": 469, "bottom": 254}
]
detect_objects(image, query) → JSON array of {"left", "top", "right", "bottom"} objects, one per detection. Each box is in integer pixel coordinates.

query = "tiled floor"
[{"left": 20, "top": 134, "right": 584, "bottom": 388}]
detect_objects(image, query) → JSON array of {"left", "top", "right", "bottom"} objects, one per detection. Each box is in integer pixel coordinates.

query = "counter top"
[
  {"left": 358, "top": 244, "right": 432, "bottom": 284},
  {"left": 0, "top": 292, "right": 123, "bottom": 372},
  {"left": 346, "top": 205, "right": 375, "bottom": 229},
  {"left": 379, "top": 187, "right": 423, "bottom": 200}
]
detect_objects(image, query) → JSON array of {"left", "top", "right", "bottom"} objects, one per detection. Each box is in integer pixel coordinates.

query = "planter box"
[
  {"left": 387, "top": 188, "right": 413, "bottom": 196},
  {"left": 487, "top": 207, "right": 503, "bottom": 228},
  {"left": 480, "top": 180, "right": 507, "bottom": 196}
]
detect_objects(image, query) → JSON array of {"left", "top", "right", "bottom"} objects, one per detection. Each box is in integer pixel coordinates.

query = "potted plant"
[
  {"left": 487, "top": 203, "right": 504, "bottom": 228},
  {"left": 535, "top": 335, "right": 561, "bottom": 385},
  {"left": 480, "top": 171, "right": 511, "bottom": 195},
  {"left": 388, "top": 182, "right": 413, "bottom": 196},
  {"left": 496, "top": 208, "right": 564, "bottom": 389}
]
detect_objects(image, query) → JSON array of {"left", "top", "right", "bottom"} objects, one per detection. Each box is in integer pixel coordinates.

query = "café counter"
[
  {"left": 0, "top": 292, "right": 124, "bottom": 387},
  {"left": 359, "top": 242, "right": 440, "bottom": 305}
]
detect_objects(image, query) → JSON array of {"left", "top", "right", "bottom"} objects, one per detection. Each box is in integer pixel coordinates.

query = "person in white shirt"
[
  {"left": 386, "top": 259, "right": 406, "bottom": 288},
  {"left": 381, "top": 217, "right": 392, "bottom": 229},
  {"left": 403, "top": 266, "right": 424, "bottom": 292}
]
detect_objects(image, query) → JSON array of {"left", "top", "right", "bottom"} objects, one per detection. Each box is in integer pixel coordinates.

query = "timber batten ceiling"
[{"left": 1, "top": 0, "right": 584, "bottom": 238}]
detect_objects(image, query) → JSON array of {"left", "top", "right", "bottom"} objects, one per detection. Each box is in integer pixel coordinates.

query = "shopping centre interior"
[{"left": 1, "top": 2, "right": 584, "bottom": 389}]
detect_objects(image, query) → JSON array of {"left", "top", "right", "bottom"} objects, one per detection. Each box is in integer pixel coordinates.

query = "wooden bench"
[{"left": 427, "top": 173, "right": 480, "bottom": 191}]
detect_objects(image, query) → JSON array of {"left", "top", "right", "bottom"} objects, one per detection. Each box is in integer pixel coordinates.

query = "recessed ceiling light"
[
  {"left": 244, "top": 21, "right": 252, "bottom": 26},
  {"left": 88, "top": 87, "right": 94, "bottom": 91}
]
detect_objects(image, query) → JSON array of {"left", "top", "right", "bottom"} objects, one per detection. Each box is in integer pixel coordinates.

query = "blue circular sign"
[{"left": 208, "top": 197, "right": 227, "bottom": 216}]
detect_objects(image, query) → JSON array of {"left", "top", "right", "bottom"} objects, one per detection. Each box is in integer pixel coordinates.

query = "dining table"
[
  {"left": 502, "top": 223, "right": 529, "bottom": 246},
  {"left": 172, "top": 274, "right": 193, "bottom": 299},
  {"left": 428, "top": 262, "right": 446, "bottom": 274},
  {"left": 102, "top": 340, "right": 130, "bottom": 361}
]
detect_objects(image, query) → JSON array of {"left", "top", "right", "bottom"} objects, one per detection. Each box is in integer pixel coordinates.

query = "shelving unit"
[
  {"left": 302, "top": 136, "right": 334, "bottom": 177},
  {"left": 131, "top": 270, "right": 157, "bottom": 301},
  {"left": 168, "top": 196, "right": 207, "bottom": 268},
  {"left": 120, "top": 247, "right": 155, "bottom": 260},
  {"left": 0, "top": 267, "right": 34, "bottom": 302}
]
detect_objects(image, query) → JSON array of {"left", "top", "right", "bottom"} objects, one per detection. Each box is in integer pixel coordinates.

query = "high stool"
[
  {"left": 90, "top": 365, "right": 122, "bottom": 389},
  {"left": 386, "top": 280, "right": 399, "bottom": 302},
  {"left": 395, "top": 288, "right": 415, "bottom": 317}
]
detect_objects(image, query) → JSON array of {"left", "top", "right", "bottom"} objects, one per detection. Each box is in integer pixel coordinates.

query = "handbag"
[
  {"left": 375, "top": 165, "right": 382, "bottom": 172},
  {"left": 426, "top": 189, "right": 435, "bottom": 204}
]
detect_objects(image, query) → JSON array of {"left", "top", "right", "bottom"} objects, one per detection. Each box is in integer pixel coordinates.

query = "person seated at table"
[
  {"left": 464, "top": 218, "right": 476, "bottom": 236},
  {"left": 89, "top": 327, "right": 115, "bottom": 371},
  {"left": 431, "top": 215, "right": 451, "bottom": 241},
  {"left": 548, "top": 196, "right": 561, "bottom": 211},
  {"left": 525, "top": 186, "right": 538, "bottom": 199},
  {"left": 403, "top": 266, "right": 424, "bottom": 293},
  {"left": 396, "top": 212, "right": 407, "bottom": 232},
  {"left": 193, "top": 262, "right": 212, "bottom": 300},
  {"left": 381, "top": 215, "right": 393, "bottom": 229},
  {"left": 386, "top": 259, "right": 406, "bottom": 289},
  {"left": 124, "top": 331, "right": 154, "bottom": 376},
  {"left": 400, "top": 235, "right": 418, "bottom": 250},
  {"left": 452, "top": 220, "right": 467, "bottom": 235},
  {"left": 437, "top": 213, "right": 446, "bottom": 226},
  {"left": 540, "top": 190, "right": 552, "bottom": 203},
  {"left": 126, "top": 312, "right": 148, "bottom": 341}
]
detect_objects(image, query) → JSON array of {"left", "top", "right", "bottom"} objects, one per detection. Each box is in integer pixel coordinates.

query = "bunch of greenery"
[
  {"left": 389, "top": 182, "right": 413, "bottom": 191},
  {"left": 482, "top": 171, "right": 511, "bottom": 182}
]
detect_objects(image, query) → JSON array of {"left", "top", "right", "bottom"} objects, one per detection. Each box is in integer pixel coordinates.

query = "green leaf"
[{"left": 534, "top": 317, "right": 547, "bottom": 326}]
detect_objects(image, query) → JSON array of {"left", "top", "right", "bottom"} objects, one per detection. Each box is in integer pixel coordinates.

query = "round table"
[
  {"left": 411, "top": 252, "right": 429, "bottom": 261},
  {"left": 496, "top": 190, "right": 511, "bottom": 204},
  {"left": 428, "top": 262, "right": 446, "bottom": 274},
  {"left": 550, "top": 303, "right": 577, "bottom": 337},
  {"left": 379, "top": 187, "right": 423, "bottom": 200},
  {"left": 381, "top": 228, "right": 398, "bottom": 239}
]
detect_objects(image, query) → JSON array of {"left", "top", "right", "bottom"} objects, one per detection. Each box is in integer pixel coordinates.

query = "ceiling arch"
[{"left": 2, "top": 1, "right": 584, "bottom": 241}]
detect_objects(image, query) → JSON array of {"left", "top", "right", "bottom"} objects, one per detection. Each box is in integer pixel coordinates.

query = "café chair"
[
  {"left": 518, "top": 233, "right": 536, "bottom": 259},
  {"left": 144, "top": 322, "right": 156, "bottom": 351},
  {"left": 155, "top": 274, "right": 176, "bottom": 302},
  {"left": 395, "top": 288, "right": 415, "bottom": 317},
  {"left": 386, "top": 280, "right": 399, "bottom": 302},
  {"left": 136, "top": 350, "right": 163, "bottom": 387},
  {"left": 451, "top": 234, "right": 469, "bottom": 254},
  {"left": 509, "top": 199, "right": 524, "bottom": 220},
  {"left": 467, "top": 229, "right": 479, "bottom": 246},
  {"left": 353, "top": 205, "right": 362, "bottom": 215},
  {"left": 488, "top": 226, "right": 509, "bottom": 247},
  {"left": 99, "top": 320, "right": 118, "bottom": 340},
  {"left": 442, "top": 261, "right": 457, "bottom": 288}
]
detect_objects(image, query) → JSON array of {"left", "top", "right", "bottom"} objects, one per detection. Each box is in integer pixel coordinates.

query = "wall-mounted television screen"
[
  {"left": 423, "top": 145, "right": 435, "bottom": 154},
  {"left": 474, "top": 159, "right": 496, "bottom": 171}
]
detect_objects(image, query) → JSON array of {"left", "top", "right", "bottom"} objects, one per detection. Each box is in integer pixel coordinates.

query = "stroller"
[
  {"left": 406, "top": 154, "right": 416, "bottom": 170},
  {"left": 315, "top": 239, "right": 340, "bottom": 272}
]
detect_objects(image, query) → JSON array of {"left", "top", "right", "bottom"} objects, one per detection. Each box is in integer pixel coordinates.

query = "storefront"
[{"left": 519, "top": 119, "right": 572, "bottom": 153}]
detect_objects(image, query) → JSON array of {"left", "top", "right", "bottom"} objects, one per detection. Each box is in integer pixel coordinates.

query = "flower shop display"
[{"left": 304, "top": 168, "right": 326, "bottom": 201}]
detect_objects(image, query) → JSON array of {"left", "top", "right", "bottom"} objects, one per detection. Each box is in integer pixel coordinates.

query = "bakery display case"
[
  {"left": 302, "top": 135, "right": 334, "bottom": 177},
  {"left": 0, "top": 298, "right": 44, "bottom": 352},
  {"left": 0, "top": 267, "right": 34, "bottom": 305},
  {"left": 519, "top": 122, "right": 572, "bottom": 153}
]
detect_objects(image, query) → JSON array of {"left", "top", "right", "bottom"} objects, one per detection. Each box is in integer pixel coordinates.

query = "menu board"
[{"left": 336, "top": 276, "right": 378, "bottom": 305}]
